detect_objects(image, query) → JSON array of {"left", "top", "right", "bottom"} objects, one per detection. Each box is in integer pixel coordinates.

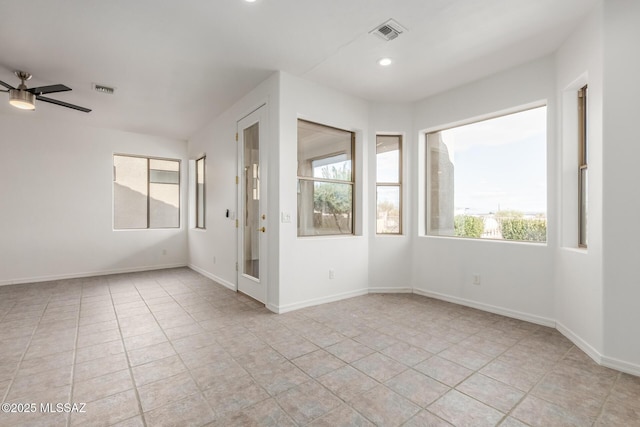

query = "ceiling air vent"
[
  {"left": 370, "top": 19, "right": 407, "bottom": 42},
  {"left": 93, "top": 83, "right": 115, "bottom": 95}
]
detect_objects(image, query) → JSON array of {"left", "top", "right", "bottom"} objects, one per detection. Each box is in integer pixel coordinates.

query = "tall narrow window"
[
  {"left": 578, "top": 85, "right": 588, "bottom": 247},
  {"left": 195, "top": 156, "right": 206, "bottom": 229},
  {"left": 297, "top": 120, "right": 355, "bottom": 236},
  {"left": 113, "top": 155, "right": 180, "bottom": 229},
  {"left": 425, "top": 105, "right": 547, "bottom": 242},
  {"left": 376, "top": 135, "right": 402, "bottom": 234}
]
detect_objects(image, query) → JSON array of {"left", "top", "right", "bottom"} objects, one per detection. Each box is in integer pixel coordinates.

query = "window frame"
[
  {"left": 113, "top": 153, "right": 181, "bottom": 230},
  {"left": 423, "top": 104, "right": 548, "bottom": 243},
  {"left": 297, "top": 119, "right": 356, "bottom": 237},
  {"left": 578, "top": 85, "right": 588, "bottom": 248},
  {"left": 195, "top": 155, "right": 206, "bottom": 230},
  {"left": 376, "top": 134, "right": 403, "bottom": 235}
]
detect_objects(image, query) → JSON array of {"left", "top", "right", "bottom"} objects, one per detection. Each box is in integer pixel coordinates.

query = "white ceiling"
[{"left": 0, "top": 0, "right": 597, "bottom": 140}]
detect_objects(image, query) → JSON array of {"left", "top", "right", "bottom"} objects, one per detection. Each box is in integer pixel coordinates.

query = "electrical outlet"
[
  {"left": 329, "top": 269, "right": 335, "bottom": 279},
  {"left": 162, "top": 249, "right": 167, "bottom": 256},
  {"left": 473, "top": 274, "right": 481, "bottom": 285},
  {"left": 213, "top": 256, "right": 216, "bottom": 264}
]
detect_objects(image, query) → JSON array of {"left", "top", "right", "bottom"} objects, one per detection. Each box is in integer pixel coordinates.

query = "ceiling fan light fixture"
[{"left": 9, "top": 89, "right": 35, "bottom": 110}]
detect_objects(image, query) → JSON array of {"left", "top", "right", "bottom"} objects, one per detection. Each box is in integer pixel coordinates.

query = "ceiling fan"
[{"left": 0, "top": 70, "right": 91, "bottom": 113}]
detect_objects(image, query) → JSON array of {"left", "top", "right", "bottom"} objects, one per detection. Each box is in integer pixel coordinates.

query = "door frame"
[{"left": 236, "top": 104, "right": 268, "bottom": 304}]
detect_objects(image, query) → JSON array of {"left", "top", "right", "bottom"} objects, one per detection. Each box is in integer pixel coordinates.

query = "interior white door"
[{"left": 237, "top": 106, "right": 267, "bottom": 303}]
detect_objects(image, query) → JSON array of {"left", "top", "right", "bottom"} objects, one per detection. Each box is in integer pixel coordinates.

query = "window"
[
  {"left": 297, "top": 120, "right": 354, "bottom": 236},
  {"left": 195, "top": 156, "right": 206, "bottom": 229},
  {"left": 425, "top": 105, "right": 547, "bottom": 242},
  {"left": 113, "top": 155, "right": 180, "bottom": 229},
  {"left": 376, "top": 135, "right": 402, "bottom": 234},
  {"left": 578, "top": 85, "right": 588, "bottom": 247}
]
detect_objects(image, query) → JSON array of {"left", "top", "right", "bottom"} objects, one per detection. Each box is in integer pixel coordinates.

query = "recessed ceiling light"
[
  {"left": 378, "top": 58, "right": 393, "bottom": 66},
  {"left": 245, "top": 0, "right": 257, "bottom": 2}
]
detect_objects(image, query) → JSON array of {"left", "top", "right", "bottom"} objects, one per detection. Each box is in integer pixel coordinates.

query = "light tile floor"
[{"left": 0, "top": 268, "right": 638, "bottom": 427}]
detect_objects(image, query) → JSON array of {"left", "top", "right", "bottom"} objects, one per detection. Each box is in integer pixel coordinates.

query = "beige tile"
[
  {"left": 609, "top": 373, "right": 640, "bottom": 410},
  {"left": 353, "top": 330, "right": 398, "bottom": 351},
  {"left": 127, "top": 341, "right": 176, "bottom": 367},
  {"left": 76, "top": 327, "right": 121, "bottom": 348},
  {"left": 350, "top": 384, "right": 421, "bottom": 427},
  {"left": 143, "top": 392, "right": 215, "bottom": 427},
  {"left": 402, "top": 332, "right": 452, "bottom": 354},
  {"left": 110, "top": 415, "right": 145, "bottom": 427},
  {"left": 75, "top": 339, "right": 125, "bottom": 364},
  {"left": 171, "top": 331, "right": 217, "bottom": 354},
  {"left": 352, "top": 352, "right": 407, "bottom": 382},
  {"left": 511, "top": 395, "right": 593, "bottom": 427},
  {"left": 429, "top": 390, "right": 504, "bottom": 427},
  {"left": 456, "top": 373, "right": 524, "bottom": 412},
  {"left": 209, "top": 397, "right": 296, "bottom": 427},
  {"left": 318, "top": 365, "right": 378, "bottom": 402},
  {"left": 190, "top": 358, "right": 247, "bottom": 391},
  {"left": 414, "top": 356, "right": 473, "bottom": 387},
  {"left": 123, "top": 330, "right": 167, "bottom": 351},
  {"left": 72, "top": 369, "right": 134, "bottom": 403},
  {"left": 595, "top": 399, "right": 640, "bottom": 426},
  {"left": 326, "top": 338, "right": 376, "bottom": 363},
  {"left": 269, "top": 335, "right": 319, "bottom": 360},
  {"left": 138, "top": 371, "right": 200, "bottom": 412},
  {"left": 163, "top": 322, "right": 205, "bottom": 340},
  {"left": 438, "top": 344, "right": 494, "bottom": 370},
  {"left": 402, "top": 410, "right": 453, "bottom": 427},
  {"left": 480, "top": 360, "right": 541, "bottom": 392},
  {"left": 306, "top": 404, "right": 375, "bottom": 427},
  {"left": 131, "top": 354, "right": 187, "bottom": 387},
  {"left": 275, "top": 380, "right": 342, "bottom": 424},
  {"left": 17, "top": 350, "right": 74, "bottom": 377},
  {"left": 251, "top": 361, "right": 310, "bottom": 396},
  {"left": 70, "top": 389, "right": 140, "bottom": 427},
  {"left": 7, "top": 367, "right": 72, "bottom": 400},
  {"left": 74, "top": 352, "right": 129, "bottom": 382},
  {"left": 380, "top": 342, "right": 432, "bottom": 367},
  {"left": 532, "top": 370, "right": 607, "bottom": 419},
  {"left": 386, "top": 369, "right": 449, "bottom": 407},
  {"left": 203, "top": 373, "right": 269, "bottom": 414},
  {"left": 292, "top": 349, "right": 345, "bottom": 378}
]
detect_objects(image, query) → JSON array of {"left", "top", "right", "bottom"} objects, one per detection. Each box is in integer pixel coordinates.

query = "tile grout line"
[
  {"left": 592, "top": 370, "right": 622, "bottom": 425},
  {"left": 65, "top": 284, "right": 84, "bottom": 427},
  {"left": 131, "top": 276, "right": 218, "bottom": 422},
  {"left": 499, "top": 343, "right": 577, "bottom": 426},
  {"left": 1, "top": 290, "right": 53, "bottom": 405},
  {"left": 108, "top": 279, "right": 149, "bottom": 427}
]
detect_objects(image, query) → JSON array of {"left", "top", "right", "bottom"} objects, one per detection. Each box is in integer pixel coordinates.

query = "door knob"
[{"left": 258, "top": 227, "right": 266, "bottom": 233}]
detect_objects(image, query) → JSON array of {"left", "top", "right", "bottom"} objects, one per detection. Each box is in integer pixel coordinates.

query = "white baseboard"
[
  {"left": 556, "top": 321, "right": 640, "bottom": 377},
  {"left": 413, "top": 288, "right": 556, "bottom": 328},
  {"left": 369, "top": 287, "right": 413, "bottom": 294},
  {"left": 0, "top": 263, "right": 188, "bottom": 287},
  {"left": 555, "top": 321, "right": 603, "bottom": 364},
  {"left": 187, "top": 264, "right": 236, "bottom": 292},
  {"left": 600, "top": 355, "right": 640, "bottom": 377},
  {"left": 270, "top": 288, "right": 369, "bottom": 314}
]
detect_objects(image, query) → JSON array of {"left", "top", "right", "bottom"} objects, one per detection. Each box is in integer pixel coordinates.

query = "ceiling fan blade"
[
  {"left": 27, "top": 84, "right": 71, "bottom": 95},
  {"left": 0, "top": 80, "right": 15, "bottom": 90},
  {"left": 36, "top": 95, "right": 91, "bottom": 113}
]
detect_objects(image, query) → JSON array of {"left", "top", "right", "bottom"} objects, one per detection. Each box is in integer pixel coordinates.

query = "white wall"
[
  {"left": 276, "top": 72, "right": 371, "bottom": 312},
  {"left": 411, "top": 57, "right": 557, "bottom": 326},
  {"left": 0, "top": 113, "right": 188, "bottom": 285},
  {"left": 368, "top": 103, "right": 414, "bottom": 292},
  {"left": 602, "top": 0, "right": 640, "bottom": 373},
  {"left": 187, "top": 73, "right": 280, "bottom": 304},
  {"left": 554, "top": 3, "right": 604, "bottom": 359}
]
